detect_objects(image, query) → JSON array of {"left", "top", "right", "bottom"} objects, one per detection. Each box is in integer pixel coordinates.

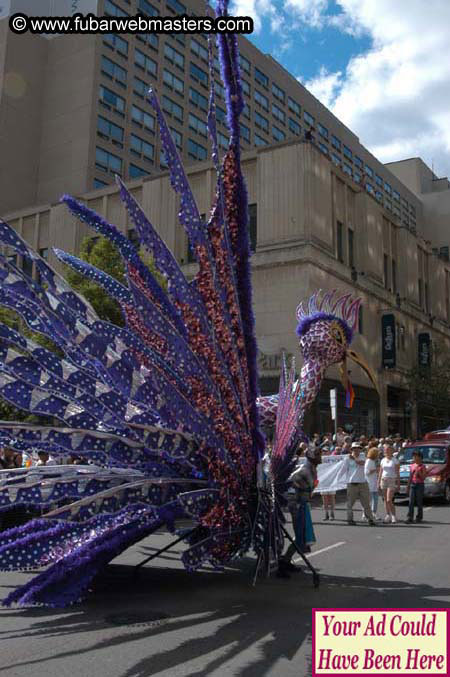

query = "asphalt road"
[{"left": 0, "top": 496, "right": 449, "bottom": 677}]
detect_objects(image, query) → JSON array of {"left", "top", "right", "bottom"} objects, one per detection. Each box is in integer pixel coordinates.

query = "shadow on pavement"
[{"left": 1, "top": 561, "right": 449, "bottom": 677}]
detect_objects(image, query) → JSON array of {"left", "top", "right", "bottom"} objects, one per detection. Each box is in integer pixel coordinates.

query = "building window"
[
  {"left": 188, "top": 139, "right": 207, "bottom": 161},
  {"left": 384, "top": 181, "right": 391, "bottom": 194},
  {"left": 133, "top": 76, "right": 149, "bottom": 98},
  {"left": 242, "top": 103, "right": 250, "bottom": 119},
  {"left": 130, "top": 133, "right": 154, "bottom": 161},
  {"left": 191, "top": 38, "right": 208, "bottom": 61},
  {"left": 99, "top": 85, "right": 125, "bottom": 115},
  {"left": 384, "top": 254, "right": 389, "bottom": 289},
  {"left": 240, "top": 123, "right": 250, "bottom": 142},
  {"left": 354, "top": 155, "right": 363, "bottom": 169},
  {"left": 103, "top": 33, "right": 128, "bottom": 56},
  {"left": 288, "top": 97, "right": 301, "bottom": 117},
  {"left": 136, "top": 32, "right": 158, "bottom": 50},
  {"left": 129, "top": 163, "right": 150, "bottom": 179},
  {"left": 240, "top": 54, "right": 251, "bottom": 74},
  {"left": 105, "top": 0, "right": 128, "bottom": 17},
  {"left": 358, "top": 306, "right": 363, "bottom": 334},
  {"left": 392, "top": 189, "right": 400, "bottom": 202},
  {"left": 161, "top": 95, "right": 183, "bottom": 122},
  {"left": 189, "top": 86, "right": 208, "bottom": 111},
  {"left": 272, "top": 125, "right": 285, "bottom": 142},
  {"left": 303, "top": 110, "right": 314, "bottom": 126},
  {"left": 348, "top": 228, "right": 354, "bottom": 269},
  {"left": 364, "top": 164, "right": 373, "bottom": 178},
  {"left": 138, "top": 0, "right": 158, "bottom": 15},
  {"left": 255, "top": 67, "right": 268, "bottom": 88},
  {"left": 39, "top": 247, "right": 49, "bottom": 260},
  {"left": 255, "top": 111, "right": 269, "bottom": 132},
  {"left": 169, "top": 126, "right": 182, "bottom": 149},
  {"left": 392, "top": 259, "right": 397, "bottom": 293},
  {"left": 272, "top": 103, "right": 285, "bottom": 124},
  {"left": 131, "top": 104, "right": 155, "bottom": 131},
  {"left": 366, "top": 182, "right": 374, "bottom": 195},
  {"left": 135, "top": 49, "right": 157, "bottom": 77},
  {"left": 214, "top": 81, "right": 225, "bottom": 98},
  {"left": 375, "top": 174, "right": 383, "bottom": 187},
  {"left": 94, "top": 178, "right": 108, "bottom": 189},
  {"left": 254, "top": 133, "right": 267, "bottom": 146},
  {"left": 289, "top": 118, "right": 301, "bottom": 135},
  {"left": 353, "top": 170, "right": 361, "bottom": 184},
  {"left": 241, "top": 79, "right": 250, "bottom": 96},
  {"left": 343, "top": 163, "right": 352, "bottom": 177},
  {"left": 331, "top": 135, "right": 341, "bottom": 150},
  {"left": 418, "top": 278, "right": 423, "bottom": 307},
  {"left": 424, "top": 282, "right": 429, "bottom": 313},
  {"left": 189, "top": 112, "right": 207, "bottom": 137},
  {"left": 272, "top": 82, "right": 285, "bottom": 102},
  {"left": 248, "top": 203, "right": 257, "bottom": 252},
  {"left": 317, "top": 122, "right": 328, "bottom": 139},
  {"left": 164, "top": 43, "right": 184, "bottom": 69},
  {"left": 163, "top": 68, "right": 184, "bottom": 94},
  {"left": 331, "top": 153, "right": 341, "bottom": 167},
  {"left": 336, "top": 221, "right": 343, "bottom": 262},
  {"left": 167, "top": 0, "right": 186, "bottom": 12},
  {"left": 95, "top": 147, "right": 122, "bottom": 175},
  {"left": 190, "top": 62, "right": 208, "bottom": 86},
  {"left": 101, "top": 56, "right": 127, "bottom": 86},
  {"left": 318, "top": 142, "right": 328, "bottom": 156},
  {"left": 216, "top": 106, "right": 227, "bottom": 124},
  {"left": 217, "top": 131, "right": 229, "bottom": 149},
  {"left": 254, "top": 89, "right": 269, "bottom": 110},
  {"left": 97, "top": 115, "right": 124, "bottom": 147},
  {"left": 343, "top": 145, "right": 352, "bottom": 160}
]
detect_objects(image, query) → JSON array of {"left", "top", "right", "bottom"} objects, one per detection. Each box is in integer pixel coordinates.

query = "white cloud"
[
  {"left": 283, "top": 0, "right": 329, "bottom": 29},
  {"left": 230, "top": 0, "right": 272, "bottom": 33},
  {"left": 300, "top": 0, "right": 450, "bottom": 176},
  {"left": 301, "top": 66, "right": 343, "bottom": 108}
]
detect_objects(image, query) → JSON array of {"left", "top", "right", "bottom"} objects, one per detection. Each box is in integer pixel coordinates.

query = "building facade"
[
  {"left": 3, "top": 137, "right": 450, "bottom": 437},
  {"left": 0, "top": 0, "right": 432, "bottom": 235}
]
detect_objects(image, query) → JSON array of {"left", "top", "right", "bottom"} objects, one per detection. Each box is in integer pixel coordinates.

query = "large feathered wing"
[{"left": 0, "top": 12, "right": 265, "bottom": 607}]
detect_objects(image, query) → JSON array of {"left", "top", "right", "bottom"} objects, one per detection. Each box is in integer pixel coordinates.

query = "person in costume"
[{"left": 278, "top": 445, "right": 322, "bottom": 577}]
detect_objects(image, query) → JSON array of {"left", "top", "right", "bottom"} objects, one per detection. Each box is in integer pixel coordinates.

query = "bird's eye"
[{"left": 331, "top": 325, "right": 344, "bottom": 344}]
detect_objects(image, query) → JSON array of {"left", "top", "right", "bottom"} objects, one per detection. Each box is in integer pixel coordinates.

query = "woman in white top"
[
  {"left": 377, "top": 444, "right": 400, "bottom": 523},
  {"left": 364, "top": 447, "right": 380, "bottom": 519}
]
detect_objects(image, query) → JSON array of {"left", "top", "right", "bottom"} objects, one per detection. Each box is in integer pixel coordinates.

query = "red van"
[{"left": 396, "top": 432, "right": 450, "bottom": 503}]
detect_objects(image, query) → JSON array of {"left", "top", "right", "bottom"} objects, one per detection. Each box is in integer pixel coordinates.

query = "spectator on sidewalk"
[
  {"left": 378, "top": 444, "right": 400, "bottom": 524},
  {"left": 364, "top": 447, "right": 380, "bottom": 519},
  {"left": 406, "top": 450, "right": 427, "bottom": 523},
  {"left": 344, "top": 442, "right": 376, "bottom": 526}
]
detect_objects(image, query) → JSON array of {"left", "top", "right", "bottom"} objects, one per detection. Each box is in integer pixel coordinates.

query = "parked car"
[{"left": 396, "top": 435, "right": 450, "bottom": 503}]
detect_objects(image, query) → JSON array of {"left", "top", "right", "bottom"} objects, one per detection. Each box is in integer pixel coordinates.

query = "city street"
[{"left": 0, "top": 497, "right": 448, "bottom": 677}]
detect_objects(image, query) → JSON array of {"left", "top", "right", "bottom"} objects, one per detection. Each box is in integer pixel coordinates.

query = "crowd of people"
[
  {"left": 0, "top": 448, "right": 87, "bottom": 469},
  {"left": 299, "top": 428, "right": 425, "bottom": 526}
]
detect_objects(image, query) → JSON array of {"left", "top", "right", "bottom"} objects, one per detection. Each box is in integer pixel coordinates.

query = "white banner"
[{"left": 314, "top": 454, "right": 349, "bottom": 493}]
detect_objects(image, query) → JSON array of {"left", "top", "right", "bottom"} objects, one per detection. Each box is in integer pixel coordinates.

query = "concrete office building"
[
  {"left": 3, "top": 137, "right": 450, "bottom": 437},
  {"left": 2, "top": 0, "right": 450, "bottom": 435}
]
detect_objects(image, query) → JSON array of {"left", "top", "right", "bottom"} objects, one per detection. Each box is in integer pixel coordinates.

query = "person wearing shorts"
[{"left": 378, "top": 444, "right": 400, "bottom": 523}]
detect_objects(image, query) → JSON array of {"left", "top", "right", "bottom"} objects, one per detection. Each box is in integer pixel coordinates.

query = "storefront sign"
[
  {"left": 257, "top": 349, "right": 294, "bottom": 373},
  {"left": 418, "top": 332, "right": 431, "bottom": 367},
  {"left": 381, "top": 314, "right": 396, "bottom": 368}
]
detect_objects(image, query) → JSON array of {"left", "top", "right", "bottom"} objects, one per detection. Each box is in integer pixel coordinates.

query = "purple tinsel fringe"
[{"left": 296, "top": 312, "right": 353, "bottom": 344}]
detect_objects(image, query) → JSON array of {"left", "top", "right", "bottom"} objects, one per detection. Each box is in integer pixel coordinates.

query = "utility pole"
[{"left": 330, "top": 388, "right": 337, "bottom": 436}]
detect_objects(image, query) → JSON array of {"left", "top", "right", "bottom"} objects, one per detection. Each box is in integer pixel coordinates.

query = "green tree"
[
  {"left": 65, "top": 235, "right": 167, "bottom": 326},
  {"left": 407, "top": 341, "right": 450, "bottom": 432}
]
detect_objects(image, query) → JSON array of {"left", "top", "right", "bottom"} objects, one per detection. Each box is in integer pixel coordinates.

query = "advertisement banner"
[{"left": 382, "top": 314, "right": 396, "bottom": 368}]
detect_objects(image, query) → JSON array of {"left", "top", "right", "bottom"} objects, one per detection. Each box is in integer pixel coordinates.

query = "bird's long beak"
[{"left": 344, "top": 349, "right": 379, "bottom": 394}]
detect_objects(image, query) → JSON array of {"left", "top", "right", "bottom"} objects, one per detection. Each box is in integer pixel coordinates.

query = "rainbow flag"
[{"left": 345, "top": 382, "right": 355, "bottom": 409}]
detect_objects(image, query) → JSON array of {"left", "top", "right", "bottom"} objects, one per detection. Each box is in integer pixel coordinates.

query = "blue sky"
[
  {"left": 231, "top": 0, "right": 450, "bottom": 178},
  {"left": 246, "top": 1, "right": 372, "bottom": 84}
]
